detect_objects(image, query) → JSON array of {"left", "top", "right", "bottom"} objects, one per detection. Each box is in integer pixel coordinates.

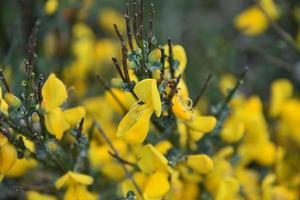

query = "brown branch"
[
  {"left": 125, "top": 3, "right": 134, "bottom": 51},
  {"left": 168, "top": 75, "right": 181, "bottom": 103},
  {"left": 108, "top": 150, "right": 136, "bottom": 167},
  {"left": 112, "top": 57, "right": 126, "bottom": 82},
  {"left": 168, "top": 38, "right": 175, "bottom": 78},
  {"left": 94, "top": 122, "right": 143, "bottom": 198},
  {"left": 0, "top": 69, "right": 11, "bottom": 93},
  {"left": 193, "top": 73, "right": 212, "bottom": 108},
  {"left": 148, "top": 3, "right": 155, "bottom": 49}
]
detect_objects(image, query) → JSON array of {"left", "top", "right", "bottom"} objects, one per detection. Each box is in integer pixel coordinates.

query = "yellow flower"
[
  {"left": 178, "top": 113, "right": 216, "bottom": 149},
  {"left": 163, "top": 44, "right": 187, "bottom": 77},
  {"left": 117, "top": 103, "right": 153, "bottom": 144},
  {"left": 172, "top": 93, "right": 194, "bottom": 121},
  {"left": 234, "top": 0, "right": 279, "bottom": 36},
  {"left": 116, "top": 79, "right": 161, "bottom": 144},
  {"left": 137, "top": 144, "right": 169, "bottom": 175},
  {"left": 134, "top": 79, "right": 162, "bottom": 117},
  {"left": 55, "top": 171, "right": 96, "bottom": 200},
  {"left": 186, "top": 154, "right": 214, "bottom": 174},
  {"left": 144, "top": 171, "right": 170, "bottom": 200},
  {"left": 98, "top": 8, "right": 125, "bottom": 34},
  {"left": 0, "top": 134, "right": 17, "bottom": 182},
  {"left": 42, "top": 74, "right": 86, "bottom": 140},
  {"left": 215, "top": 177, "right": 241, "bottom": 200},
  {"left": 44, "top": 0, "right": 58, "bottom": 15},
  {"left": 220, "top": 116, "right": 245, "bottom": 143},
  {"left": 88, "top": 140, "right": 128, "bottom": 180},
  {"left": 26, "top": 191, "right": 57, "bottom": 200},
  {"left": 219, "top": 74, "right": 236, "bottom": 96},
  {"left": 105, "top": 88, "right": 136, "bottom": 113},
  {"left": 269, "top": 79, "right": 293, "bottom": 117},
  {"left": 6, "top": 158, "right": 37, "bottom": 177}
]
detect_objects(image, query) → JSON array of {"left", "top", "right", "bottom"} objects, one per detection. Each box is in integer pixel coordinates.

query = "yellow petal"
[
  {"left": 144, "top": 171, "right": 170, "bottom": 199},
  {"left": 26, "top": 191, "right": 57, "bottom": 200},
  {"left": 134, "top": 79, "right": 162, "bottom": 117},
  {"left": 216, "top": 177, "right": 240, "bottom": 200},
  {"left": 219, "top": 74, "right": 236, "bottom": 96},
  {"left": 55, "top": 171, "right": 93, "bottom": 189},
  {"left": 188, "top": 115, "right": 216, "bottom": 133},
  {"left": 148, "top": 48, "right": 162, "bottom": 63},
  {"left": 6, "top": 158, "right": 37, "bottom": 177},
  {"left": 63, "top": 106, "right": 86, "bottom": 126},
  {"left": 220, "top": 117, "right": 245, "bottom": 143},
  {"left": 186, "top": 154, "right": 214, "bottom": 174},
  {"left": 117, "top": 103, "right": 153, "bottom": 144},
  {"left": 155, "top": 140, "right": 173, "bottom": 155},
  {"left": 163, "top": 44, "right": 187, "bottom": 76},
  {"left": 42, "top": 73, "right": 68, "bottom": 111},
  {"left": 137, "top": 144, "right": 169, "bottom": 174},
  {"left": 0, "top": 141, "right": 17, "bottom": 180},
  {"left": 269, "top": 79, "right": 293, "bottom": 117},
  {"left": 45, "top": 108, "right": 70, "bottom": 140},
  {"left": 105, "top": 88, "right": 136, "bottom": 113},
  {"left": 171, "top": 93, "right": 193, "bottom": 121}
]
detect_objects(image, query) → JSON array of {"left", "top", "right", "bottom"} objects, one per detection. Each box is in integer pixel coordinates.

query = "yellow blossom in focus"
[
  {"left": 116, "top": 79, "right": 162, "bottom": 144},
  {"left": 42, "top": 74, "right": 86, "bottom": 140}
]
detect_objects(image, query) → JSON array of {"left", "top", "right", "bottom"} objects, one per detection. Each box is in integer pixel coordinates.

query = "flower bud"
[
  {"left": 31, "top": 112, "right": 40, "bottom": 123},
  {"left": 4, "top": 93, "right": 22, "bottom": 108},
  {"left": 111, "top": 78, "right": 123, "bottom": 88}
]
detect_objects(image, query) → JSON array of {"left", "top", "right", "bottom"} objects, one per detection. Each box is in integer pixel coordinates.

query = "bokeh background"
[{"left": 1, "top": 0, "right": 299, "bottom": 104}]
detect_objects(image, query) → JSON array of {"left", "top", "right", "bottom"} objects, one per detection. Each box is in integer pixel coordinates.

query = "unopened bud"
[
  {"left": 31, "top": 112, "right": 40, "bottom": 123},
  {"left": 46, "top": 140, "right": 58, "bottom": 153},
  {"left": 4, "top": 93, "right": 22, "bottom": 108},
  {"left": 111, "top": 78, "right": 123, "bottom": 88}
]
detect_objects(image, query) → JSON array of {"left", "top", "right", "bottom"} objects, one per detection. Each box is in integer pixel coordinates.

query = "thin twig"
[
  {"left": 112, "top": 57, "right": 126, "bottom": 82},
  {"left": 193, "top": 73, "right": 212, "bottom": 108},
  {"left": 168, "top": 75, "right": 181, "bottom": 103},
  {"left": 125, "top": 3, "right": 134, "bottom": 51},
  {"left": 148, "top": 3, "right": 155, "bottom": 50},
  {"left": 96, "top": 75, "right": 127, "bottom": 113},
  {"left": 76, "top": 118, "right": 84, "bottom": 140},
  {"left": 133, "top": 0, "right": 139, "bottom": 44},
  {"left": 139, "top": 0, "right": 144, "bottom": 42},
  {"left": 216, "top": 67, "right": 248, "bottom": 118},
  {"left": 108, "top": 151, "right": 136, "bottom": 167},
  {"left": 254, "top": 0, "right": 300, "bottom": 54},
  {"left": 94, "top": 122, "right": 143, "bottom": 198},
  {"left": 160, "top": 47, "right": 166, "bottom": 76},
  {"left": 0, "top": 69, "right": 12, "bottom": 93},
  {"left": 168, "top": 38, "right": 175, "bottom": 78}
]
